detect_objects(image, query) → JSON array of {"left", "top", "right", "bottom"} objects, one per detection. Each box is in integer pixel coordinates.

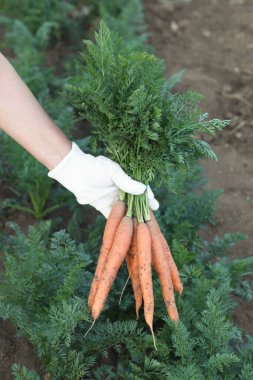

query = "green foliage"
[
  {"left": 12, "top": 364, "right": 40, "bottom": 380},
  {"left": 97, "top": 0, "right": 147, "bottom": 49},
  {"left": 87, "top": 0, "right": 147, "bottom": 49},
  {"left": 66, "top": 22, "right": 229, "bottom": 186},
  {"left": 155, "top": 165, "right": 221, "bottom": 239},
  {"left": 1, "top": 0, "right": 76, "bottom": 38},
  {"left": 0, "top": 223, "right": 94, "bottom": 379},
  {"left": 203, "top": 233, "right": 247, "bottom": 259},
  {"left": 163, "top": 69, "right": 185, "bottom": 92},
  {"left": 1, "top": 176, "right": 253, "bottom": 379}
]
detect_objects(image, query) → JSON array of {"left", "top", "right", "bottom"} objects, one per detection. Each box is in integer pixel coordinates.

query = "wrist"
[{"left": 45, "top": 138, "right": 72, "bottom": 171}]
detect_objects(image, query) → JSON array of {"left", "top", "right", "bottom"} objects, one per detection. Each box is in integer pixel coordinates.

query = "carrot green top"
[{"left": 66, "top": 21, "right": 229, "bottom": 220}]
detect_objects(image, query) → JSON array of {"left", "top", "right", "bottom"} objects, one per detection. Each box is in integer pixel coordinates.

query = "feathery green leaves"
[{"left": 66, "top": 22, "right": 229, "bottom": 186}]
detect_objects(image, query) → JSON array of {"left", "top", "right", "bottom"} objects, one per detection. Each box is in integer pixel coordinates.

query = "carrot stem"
[
  {"left": 126, "top": 194, "right": 134, "bottom": 217},
  {"left": 135, "top": 196, "right": 144, "bottom": 222},
  {"left": 133, "top": 190, "right": 150, "bottom": 223},
  {"left": 143, "top": 191, "right": 151, "bottom": 222},
  {"left": 119, "top": 190, "right": 126, "bottom": 201}
]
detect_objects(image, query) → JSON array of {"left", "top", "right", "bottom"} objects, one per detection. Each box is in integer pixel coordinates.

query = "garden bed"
[{"left": 1, "top": 0, "right": 253, "bottom": 378}]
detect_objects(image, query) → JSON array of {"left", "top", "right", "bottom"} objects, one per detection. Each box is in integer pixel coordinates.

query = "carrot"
[
  {"left": 126, "top": 217, "right": 142, "bottom": 319},
  {"left": 92, "top": 216, "right": 133, "bottom": 320},
  {"left": 150, "top": 210, "right": 183, "bottom": 295},
  {"left": 160, "top": 233, "right": 183, "bottom": 295},
  {"left": 147, "top": 220, "right": 179, "bottom": 322},
  {"left": 137, "top": 221, "right": 156, "bottom": 348},
  {"left": 88, "top": 200, "right": 126, "bottom": 310}
]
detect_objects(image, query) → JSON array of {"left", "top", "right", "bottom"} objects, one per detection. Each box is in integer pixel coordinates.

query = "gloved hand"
[{"left": 48, "top": 142, "right": 159, "bottom": 218}]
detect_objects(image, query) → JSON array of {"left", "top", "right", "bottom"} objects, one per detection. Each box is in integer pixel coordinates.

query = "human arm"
[
  {"left": 0, "top": 53, "right": 159, "bottom": 217},
  {"left": 0, "top": 52, "right": 71, "bottom": 170}
]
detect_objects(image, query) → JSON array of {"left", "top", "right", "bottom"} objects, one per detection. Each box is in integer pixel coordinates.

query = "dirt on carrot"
[
  {"left": 88, "top": 200, "right": 126, "bottom": 310},
  {"left": 137, "top": 222, "right": 155, "bottom": 341},
  {"left": 150, "top": 210, "right": 183, "bottom": 295},
  {"left": 92, "top": 215, "right": 133, "bottom": 321},
  {"left": 126, "top": 217, "right": 142, "bottom": 319}
]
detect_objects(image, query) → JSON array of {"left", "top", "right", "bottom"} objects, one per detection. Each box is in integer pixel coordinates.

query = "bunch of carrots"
[
  {"left": 66, "top": 22, "right": 228, "bottom": 345},
  {"left": 88, "top": 192, "right": 183, "bottom": 345}
]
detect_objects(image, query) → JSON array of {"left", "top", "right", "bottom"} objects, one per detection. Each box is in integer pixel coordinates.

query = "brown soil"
[
  {"left": 0, "top": 320, "right": 43, "bottom": 380},
  {"left": 144, "top": 0, "right": 253, "bottom": 331}
]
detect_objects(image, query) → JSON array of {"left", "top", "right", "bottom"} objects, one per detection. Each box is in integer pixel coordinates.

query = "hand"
[{"left": 48, "top": 143, "right": 159, "bottom": 218}]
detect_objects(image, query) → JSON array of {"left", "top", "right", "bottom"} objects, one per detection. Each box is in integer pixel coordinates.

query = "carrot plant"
[
  {"left": 0, "top": 185, "right": 252, "bottom": 379},
  {"left": 90, "top": 0, "right": 147, "bottom": 49},
  {"left": 0, "top": 0, "right": 81, "bottom": 40},
  {"left": 66, "top": 22, "right": 230, "bottom": 334}
]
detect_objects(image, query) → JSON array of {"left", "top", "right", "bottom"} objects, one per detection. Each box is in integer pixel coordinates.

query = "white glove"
[{"left": 48, "top": 142, "right": 159, "bottom": 218}]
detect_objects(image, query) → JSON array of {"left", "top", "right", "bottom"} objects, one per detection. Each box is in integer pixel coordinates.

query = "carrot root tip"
[
  {"left": 119, "top": 275, "right": 130, "bottom": 305},
  {"left": 84, "top": 319, "right": 96, "bottom": 338},
  {"left": 150, "top": 326, "right": 157, "bottom": 351}
]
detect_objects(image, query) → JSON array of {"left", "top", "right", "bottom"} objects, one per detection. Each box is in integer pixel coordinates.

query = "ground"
[{"left": 1, "top": 0, "right": 253, "bottom": 378}]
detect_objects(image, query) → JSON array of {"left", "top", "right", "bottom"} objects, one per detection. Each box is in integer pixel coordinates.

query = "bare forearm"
[{"left": 0, "top": 53, "right": 71, "bottom": 170}]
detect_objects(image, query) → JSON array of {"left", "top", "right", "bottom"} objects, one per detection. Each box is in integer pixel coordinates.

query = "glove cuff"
[{"left": 48, "top": 142, "right": 93, "bottom": 197}]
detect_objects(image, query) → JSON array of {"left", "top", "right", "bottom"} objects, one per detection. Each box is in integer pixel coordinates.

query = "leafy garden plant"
[
  {"left": 90, "top": 0, "right": 148, "bottom": 49},
  {"left": 0, "top": 170, "right": 253, "bottom": 379},
  {"left": 66, "top": 21, "right": 229, "bottom": 221},
  {"left": 1, "top": 0, "right": 81, "bottom": 40}
]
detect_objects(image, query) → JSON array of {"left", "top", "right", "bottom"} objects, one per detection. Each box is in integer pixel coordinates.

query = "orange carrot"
[
  {"left": 147, "top": 220, "right": 179, "bottom": 322},
  {"left": 88, "top": 200, "right": 126, "bottom": 310},
  {"left": 160, "top": 233, "right": 183, "bottom": 295},
  {"left": 92, "top": 216, "right": 133, "bottom": 320},
  {"left": 137, "top": 221, "right": 156, "bottom": 348},
  {"left": 126, "top": 217, "right": 142, "bottom": 319},
  {"left": 150, "top": 210, "right": 183, "bottom": 295}
]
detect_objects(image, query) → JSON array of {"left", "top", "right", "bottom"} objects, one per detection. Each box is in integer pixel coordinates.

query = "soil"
[
  {"left": 0, "top": 321, "right": 44, "bottom": 380},
  {"left": 144, "top": 0, "right": 253, "bottom": 331}
]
